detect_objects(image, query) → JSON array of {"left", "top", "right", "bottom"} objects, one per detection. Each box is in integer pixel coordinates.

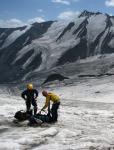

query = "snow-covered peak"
[
  {"left": 79, "top": 10, "right": 101, "bottom": 18},
  {"left": 0, "top": 11, "right": 114, "bottom": 83}
]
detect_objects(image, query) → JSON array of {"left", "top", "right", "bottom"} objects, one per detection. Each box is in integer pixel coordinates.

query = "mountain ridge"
[{"left": 0, "top": 10, "right": 114, "bottom": 84}]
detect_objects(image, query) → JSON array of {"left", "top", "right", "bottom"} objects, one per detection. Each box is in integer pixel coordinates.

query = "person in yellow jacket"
[{"left": 40, "top": 90, "right": 60, "bottom": 122}]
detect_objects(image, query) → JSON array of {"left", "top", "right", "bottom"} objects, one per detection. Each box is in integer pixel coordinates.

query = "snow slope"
[
  {"left": 0, "top": 76, "right": 114, "bottom": 150},
  {"left": 1, "top": 25, "right": 31, "bottom": 49}
]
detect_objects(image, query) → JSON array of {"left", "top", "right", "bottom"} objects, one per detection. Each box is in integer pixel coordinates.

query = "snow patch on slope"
[
  {"left": 0, "top": 32, "right": 6, "bottom": 38},
  {"left": 87, "top": 14, "right": 107, "bottom": 43},
  {"left": 23, "top": 36, "right": 30, "bottom": 46},
  {"left": 56, "top": 17, "right": 86, "bottom": 42},
  {"left": 13, "top": 21, "right": 70, "bottom": 71},
  {"left": 95, "top": 28, "right": 109, "bottom": 53},
  {"left": 1, "top": 25, "right": 31, "bottom": 49},
  {"left": 108, "top": 38, "right": 114, "bottom": 48}
]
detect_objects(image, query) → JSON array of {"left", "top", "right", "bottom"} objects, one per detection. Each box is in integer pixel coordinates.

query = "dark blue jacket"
[{"left": 21, "top": 89, "right": 38, "bottom": 101}]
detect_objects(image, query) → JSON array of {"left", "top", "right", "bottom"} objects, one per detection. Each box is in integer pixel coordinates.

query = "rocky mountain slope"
[{"left": 1, "top": 10, "right": 114, "bottom": 84}]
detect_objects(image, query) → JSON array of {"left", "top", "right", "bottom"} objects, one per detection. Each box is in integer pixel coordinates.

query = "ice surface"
[{"left": 0, "top": 77, "right": 114, "bottom": 149}]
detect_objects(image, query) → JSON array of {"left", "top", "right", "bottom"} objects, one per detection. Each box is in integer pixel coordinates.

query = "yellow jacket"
[{"left": 42, "top": 92, "right": 60, "bottom": 110}]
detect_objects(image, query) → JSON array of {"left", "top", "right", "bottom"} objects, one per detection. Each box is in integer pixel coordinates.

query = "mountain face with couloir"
[{"left": 1, "top": 10, "right": 114, "bottom": 84}]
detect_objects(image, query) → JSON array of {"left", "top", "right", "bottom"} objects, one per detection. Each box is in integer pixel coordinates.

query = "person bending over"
[{"left": 40, "top": 90, "right": 60, "bottom": 122}]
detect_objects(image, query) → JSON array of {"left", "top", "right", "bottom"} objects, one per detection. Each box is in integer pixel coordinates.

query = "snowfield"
[{"left": 0, "top": 76, "right": 114, "bottom": 150}]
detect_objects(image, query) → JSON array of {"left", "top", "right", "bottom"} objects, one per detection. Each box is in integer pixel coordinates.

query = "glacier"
[{"left": 0, "top": 76, "right": 114, "bottom": 150}]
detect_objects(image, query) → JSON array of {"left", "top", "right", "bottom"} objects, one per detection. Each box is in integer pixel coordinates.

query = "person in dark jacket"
[{"left": 21, "top": 83, "right": 38, "bottom": 115}]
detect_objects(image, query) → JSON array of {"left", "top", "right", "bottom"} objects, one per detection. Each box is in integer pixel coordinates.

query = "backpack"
[{"left": 14, "top": 110, "right": 32, "bottom": 121}]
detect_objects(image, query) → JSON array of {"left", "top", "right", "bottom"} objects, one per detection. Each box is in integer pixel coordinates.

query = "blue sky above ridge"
[{"left": 0, "top": 0, "right": 114, "bottom": 27}]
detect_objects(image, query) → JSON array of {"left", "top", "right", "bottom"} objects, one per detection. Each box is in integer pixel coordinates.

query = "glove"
[
  {"left": 38, "top": 110, "right": 42, "bottom": 114},
  {"left": 38, "top": 109, "right": 45, "bottom": 114}
]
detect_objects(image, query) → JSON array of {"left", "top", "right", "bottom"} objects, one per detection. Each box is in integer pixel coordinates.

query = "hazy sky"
[{"left": 0, "top": 0, "right": 114, "bottom": 27}]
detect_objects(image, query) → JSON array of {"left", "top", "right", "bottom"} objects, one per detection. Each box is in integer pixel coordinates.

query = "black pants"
[
  {"left": 26, "top": 99, "right": 37, "bottom": 115},
  {"left": 51, "top": 102, "right": 60, "bottom": 122}
]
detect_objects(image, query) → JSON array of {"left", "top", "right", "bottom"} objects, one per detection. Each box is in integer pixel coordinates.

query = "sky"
[{"left": 0, "top": 0, "right": 114, "bottom": 27}]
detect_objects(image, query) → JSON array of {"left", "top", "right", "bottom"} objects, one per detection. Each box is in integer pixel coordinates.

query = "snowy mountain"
[
  {"left": 1, "top": 10, "right": 114, "bottom": 84},
  {"left": 1, "top": 11, "right": 114, "bottom": 150}
]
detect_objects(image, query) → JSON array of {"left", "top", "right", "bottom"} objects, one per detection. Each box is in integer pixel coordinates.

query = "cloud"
[
  {"left": 58, "top": 11, "right": 80, "bottom": 20},
  {"left": 105, "top": 0, "right": 114, "bottom": 7},
  {"left": 52, "top": 0, "right": 79, "bottom": 5},
  {"left": 0, "top": 17, "right": 45, "bottom": 28},
  {"left": 27, "top": 17, "right": 45, "bottom": 24},
  {"left": 0, "top": 19, "right": 25, "bottom": 28},
  {"left": 52, "top": 0, "right": 70, "bottom": 5}
]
